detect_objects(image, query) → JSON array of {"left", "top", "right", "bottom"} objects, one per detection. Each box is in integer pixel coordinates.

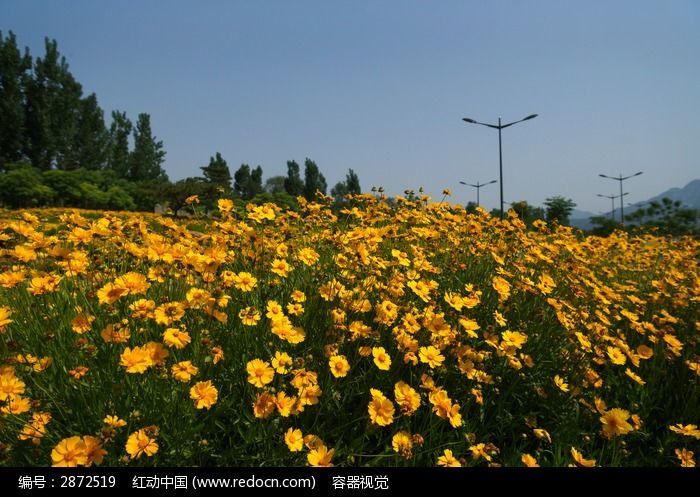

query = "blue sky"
[{"left": 3, "top": 0, "right": 699, "bottom": 213}]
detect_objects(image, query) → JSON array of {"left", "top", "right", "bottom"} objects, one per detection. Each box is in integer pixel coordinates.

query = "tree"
[
  {"left": 128, "top": 113, "right": 166, "bottom": 181},
  {"left": 589, "top": 215, "right": 621, "bottom": 237},
  {"left": 0, "top": 162, "right": 54, "bottom": 208},
  {"left": 200, "top": 152, "right": 231, "bottom": 191},
  {"left": 303, "top": 158, "right": 327, "bottom": 200},
  {"left": 64, "top": 93, "right": 109, "bottom": 170},
  {"left": 233, "top": 164, "right": 251, "bottom": 198},
  {"left": 345, "top": 168, "right": 361, "bottom": 195},
  {"left": 330, "top": 169, "right": 362, "bottom": 210},
  {"left": 107, "top": 110, "right": 132, "bottom": 178},
  {"left": 233, "top": 163, "right": 263, "bottom": 200},
  {"left": 23, "top": 37, "right": 83, "bottom": 170},
  {"left": 284, "top": 160, "right": 304, "bottom": 197},
  {"left": 264, "top": 175, "right": 286, "bottom": 194},
  {"left": 166, "top": 177, "right": 209, "bottom": 214},
  {"left": 626, "top": 197, "right": 698, "bottom": 236},
  {"left": 507, "top": 200, "right": 545, "bottom": 227},
  {"left": 0, "top": 31, "right": 32, "bottom": 171},
  {"left": 544, "top": 196, "right": 576, "bottom": 226},
  {"left": 250, "top": 166, "right": 264, "bottom": 198}
]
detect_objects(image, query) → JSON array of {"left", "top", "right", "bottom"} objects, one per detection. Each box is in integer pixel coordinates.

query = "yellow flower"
[
  {"left": 533, "top": 428, "right": 552, "bottom": 444},
  {"left": 83, "top": 436, "right": 107, "bottom": 466},
  {"left": 253, "top": 392, "right": 276, "bottom": 419},
  {"left": 274, "top": 391, "right": 296, "bottom": 417},
  {"left": 162, "top": 328, "right": 192, "bottom": 349},
  {"left": 190, "top": 380, "right": 218, "bottom": 409},
  {"left": 675, "top": 448, "right": 695, "bottom": 467},
  {"left": 96, "top": 282, "right": 127, "bottom": 305},
  {"left": 103, "top": 415, "right": 127, "bottom": 428},
  {"left": 172, "top": 361, "right": 199, "bottom": 382},
  {"left": 329, "top": 355, "right": 350, "bottom": 378},
  {"left": 368, "top": 388, "right": 395, "bottom": 427},
  {"left": 247, "top": 359, "right": 275, "bottom": 388},
  {"left": 437, "top": 449, "right": 461, "bottom": 467},
  {"left": 297, "top": 248, "right": 319, "bottom": 266},
  {"left": 119, "top": 346, "right": 153, "bottom": 374},
  {"left": 554, "top": 375, "right": 569, "bottom": 393},
  {"left": 418, "top": 346, "right": 445, "bottom": 368},
  {"left": 125, "top": 429, "right": 159, "bottom": 459},
  {"left": 0, "top": 373, "right": 25, "bottom": 400},
  {"left": 271, "top": 259, "right": 291, "bottom": 278},
  {"left": 237, "top": 306, "right": 260, "bottom": 326},
  {"left": 521, "top": 453, "right": 539, "bottom": 467},
  {"left": 372, "top": 346, "right": 392, "bottom": 371},
  {"left": 1, "top": 396, "right": 31, "bottom": 415},
  {"left": 570, "top": 447, "right": 596, "bottom": 467},
  {"left": 153, "top": 302, "right": 186, "bottom": 326},
  {"left": 307, "top": 444, "right": 334, "bottom": 467},
  {"left": 600, "top": 408, "right": 634, "bottom": 438},
  {"left": 492, "top": 276, "right": 511, "bottom": 301},
  {"left": 392, "top": 431, "right": 414, "bottom": 459},
  {"left": 669, "top": 424, "right": 700, "bottom": 440},
  {"left": 271, "top": 351, "right": 293, "bottom": 374},
  {"left": 606, "top": 346, "right": 627, "bottom": 365},
  {"left": 51, "top": 436, "right": 87, "bottom": 467},
  {"left": 394, "top": 381, "right": 421, "bottom": 415},
  {"left": 284, "top": 428, "right": 304, "bottom": 452},
  {"left": 70, "top": 312, "right": 95, "bottom": 334},
  {"left": 217, "top": 198, "right": 234, "bottom": 213},
  {"left": 0, "top": 306, "right": 14, "bottom": 331},
  {"left": 234, "top": 272, "right": 257, "bottom": 292}
]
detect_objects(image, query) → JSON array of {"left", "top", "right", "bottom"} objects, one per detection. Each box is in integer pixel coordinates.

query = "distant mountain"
[
  {"left": 569, "top": 179, "right": 700, "bottom": 230},
  {"left": 630, "top": 179, "right": 700, "bottom": 211}
]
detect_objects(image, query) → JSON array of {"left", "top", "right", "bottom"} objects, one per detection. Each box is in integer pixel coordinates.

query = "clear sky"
[{"left": 3, "top": 0, "right": 699, "bottom": 214}]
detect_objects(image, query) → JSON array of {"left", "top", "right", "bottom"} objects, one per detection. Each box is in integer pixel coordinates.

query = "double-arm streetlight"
[
  {"left": 459, "top": 179, "right": 497, "bottom": 207},
  {"left": 599, "top": 172, "right": 643, "bottom": 224},
  {"left": 597, "top": 192, "right": 628, "bottom": 220},
  {"left": 462, "top": 114, "right": 538, "bottom": 219}
]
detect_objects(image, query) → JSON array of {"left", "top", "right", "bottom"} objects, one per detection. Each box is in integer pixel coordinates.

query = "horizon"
[{"left": 3, "top": 1, "right": 699, "bottom": 213}]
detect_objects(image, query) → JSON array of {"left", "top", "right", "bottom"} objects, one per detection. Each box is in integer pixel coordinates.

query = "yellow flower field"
[{"left": 0, "top": 194, "right": 698, "bottom": 467}]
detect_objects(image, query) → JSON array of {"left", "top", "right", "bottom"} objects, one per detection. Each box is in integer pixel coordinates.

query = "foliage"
[
  {"left": 0, "top": 199, "right": 697, "bottom": 468},
  {"left": 544, "top": 196, "right": 576, "bottom": 226},
  {"left": 625, "top": 198, "right": 698, "bottom": 237},
  {"left": 284, "top": 161, "right": 304, "bottom": 197}
]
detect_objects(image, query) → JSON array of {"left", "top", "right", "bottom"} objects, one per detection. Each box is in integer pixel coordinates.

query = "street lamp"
[
  {"left": 462, "top": 114, "right": 538, "bottom": 219},
  {"left": 599, "top": 172, "right": 643, "bottom": 225},
  {"left": 459, "top": 179, "right": 497, "bottom": 207},
  {"left": 597, "top": 192, "right": 628, "bottom": 220}
]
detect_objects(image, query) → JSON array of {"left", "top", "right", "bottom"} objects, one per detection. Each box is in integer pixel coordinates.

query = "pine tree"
[
  {"left": 0, "top": 31, "right": 32, "bottom": 171},
  {"left": 200, "top": 152, "right": 232, "bottom": 191},
  {"left": 107, "top": 110, "right": 132, "bottom": 178},
  {"left": 128, "top": 113, "right": 166, "bottom": 181}
]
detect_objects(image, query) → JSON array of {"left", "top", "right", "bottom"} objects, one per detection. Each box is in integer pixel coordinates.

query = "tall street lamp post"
[
  {"left": 599, "top": 172, "right": 643, "bottom": 225},
  {"left": 597, "top": 192, "right": 628, "bottom": 220},
  {"left": 462, "top": 114, "right": 538, "bottom": 219},
  {"left": 459, "top": 179, "right": 497, "bottom": 207}
]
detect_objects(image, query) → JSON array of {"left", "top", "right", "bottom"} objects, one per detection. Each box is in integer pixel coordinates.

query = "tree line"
[{"left": 0, "top": 31, "right": 361, "bottom": 212}]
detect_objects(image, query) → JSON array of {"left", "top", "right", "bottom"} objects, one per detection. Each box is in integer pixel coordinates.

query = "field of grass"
[{"left": 0, "top": 193, "right": 698, "bottom": 467}]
